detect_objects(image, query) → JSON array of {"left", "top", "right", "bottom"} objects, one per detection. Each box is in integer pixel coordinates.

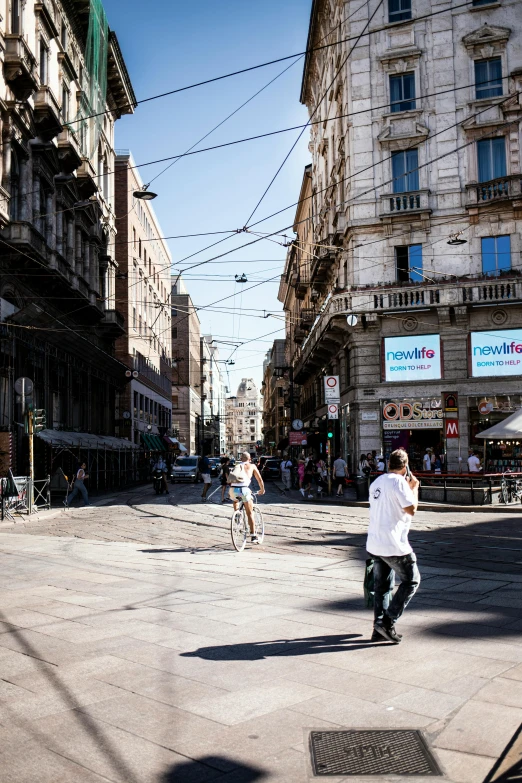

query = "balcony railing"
[
  {"left": 380, "top": 190, "right": 430, "bottom": 217},
  {"left": 330, "top": 277, "right": 522, "bottom": 315},
  {"left": 466, "top": 175, "right": 522, "bottom": 206}
]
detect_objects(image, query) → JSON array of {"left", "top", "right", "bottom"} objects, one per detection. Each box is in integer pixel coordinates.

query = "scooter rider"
[{"left": 153, "top": 455, "right": 169, "bottom": 494}]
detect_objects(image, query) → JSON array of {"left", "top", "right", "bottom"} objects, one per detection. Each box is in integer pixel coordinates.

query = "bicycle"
[
  {"left": 230, "top": 491, "right": 264, "bottom": 552},
  {"left": 500, "top": 474, "right": 522, "bottom": 504}
]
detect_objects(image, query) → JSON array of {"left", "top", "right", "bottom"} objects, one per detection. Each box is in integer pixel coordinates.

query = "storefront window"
[
  {"left": 382, "top": 398, "right": 446, "bottom": 472},
  {"left": 469, "top": 396, "right": 522, "bottom": 472}
]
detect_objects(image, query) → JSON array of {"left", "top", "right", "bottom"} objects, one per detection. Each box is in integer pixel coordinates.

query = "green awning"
[
  {"left": 152, "top": 435, "right": 166, "bottom": 451},
  {"left": 141, "top": 433, "right": 166, "bottom": 451},
  {"left": 141, "top": 433, "right": 153, "bottom": 450}
]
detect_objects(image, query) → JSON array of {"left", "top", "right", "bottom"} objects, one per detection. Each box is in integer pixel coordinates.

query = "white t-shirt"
[
  {"left": 367, "top": 473, "right": 416, "bottom": 557},
  {"left": 376, "top": 460, "right": 385, "bottom": 472},
  {"left": 333, "top": 458, "right": 347, "bottom": 477},
  {"left": 422, "top": 453, "right": 432, "bottom": 471},
  {"left": 281, "top": 460, "right": 292, "bottom": 471},
  {"left": 468, "top": 455, "right": 481, "bottom": 473}
]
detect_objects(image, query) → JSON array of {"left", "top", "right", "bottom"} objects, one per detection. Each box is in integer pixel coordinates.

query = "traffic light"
[
  {"left": 33, "top": 409, "right": 46, "bottom": 432},
  {"left": 327, "top": 431, "right": 333, "bottom": 439}
]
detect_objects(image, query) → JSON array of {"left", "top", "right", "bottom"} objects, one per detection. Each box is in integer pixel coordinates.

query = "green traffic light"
[{"left": 327, "top": 432, "right": 333, "bottom": 438}]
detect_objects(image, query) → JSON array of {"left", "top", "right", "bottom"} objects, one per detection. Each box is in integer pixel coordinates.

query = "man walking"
[
  {"left": 333, "top": 453, "right": 348, "bottom": 497},
  {"left": 367, "top": 448, "right": 420, "bottom": 644},
  {"left": 280, "top": 456, "right": 293, "bottom": 491},
  {"left": 65, "top": 463, "right": 92, "bottom": 507},
  {"left": 199, "top": 454, "right": 212, "bottom": 500}
]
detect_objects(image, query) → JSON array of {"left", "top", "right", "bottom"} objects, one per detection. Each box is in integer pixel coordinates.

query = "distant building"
[
  {"left": 200, "top": 336, "right": 226, "bottom": 455},
  {"left": 171, "top": 276, "right": 201, "bottom": 454},
  {"left": 226, "top": 379, "right": 263, "bottom": 456},
  {"left": 114, "top": 152, "right": 172, "bottom": 446},
  {"left": 261, "top": 340, "right": 289, "bottom": 454}
]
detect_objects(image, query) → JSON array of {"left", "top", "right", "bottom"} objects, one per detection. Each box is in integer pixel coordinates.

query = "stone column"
[
  {"left": 55, "top": 206, "right": 63, "bottom": 256},
  {"left": 45, "top": 192, "right": 54, "bottom": 248},
  {"left": 75, "top": 228, "right": 82, "bottom": 276},
  {"left": 83, "top": 239, "right": 90, "bottom": 282},
  {"left": 33, "top": 173, "right": 40, "bottom": 232},
  {"left": 66, "top": 217, "right": 74, "bottom": 268},
  {"left": 90, "top": 243, "right": 99, "bottom": 293}
]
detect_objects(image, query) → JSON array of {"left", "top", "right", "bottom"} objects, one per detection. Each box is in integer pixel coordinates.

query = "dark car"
[
  {"left": 261, "top": 458, "right": 282, "bottom": 481},
  {"left": 208, "top": 457, "right": 222, "bottom": 477}
]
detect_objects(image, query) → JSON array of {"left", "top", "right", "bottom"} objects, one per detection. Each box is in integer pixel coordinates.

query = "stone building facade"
[
  {"left": 261, "top": 339, "right": 289, "bottom": 454},
  {"left": 0, "top": 0, "right": 135, "bottom": 473},
  {"left": 279, "top": 0, "right": 522, "bottom": 473},
  {"left": 114, "top": 152, "right": 172, "bottom": 446},
  {"left": 200, "top": 335, "right": 226, "bottom": 456},
  {"left": 171, "top": 276, "right": 201, "bottom": 454},
  {"left": 226, "top": 378, "right": 263, "bottom": 457}
]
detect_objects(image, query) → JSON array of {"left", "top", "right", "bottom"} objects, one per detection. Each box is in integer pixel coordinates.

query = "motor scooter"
[{"left": 152, "top": 468, "right": 165, "bottom": 495}]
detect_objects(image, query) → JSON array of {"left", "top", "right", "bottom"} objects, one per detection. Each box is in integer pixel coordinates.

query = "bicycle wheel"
[
  {"left": 500, "top": 482, "right": 510, "bottom": 504},
  {"left": 253, "top": 505, "right": 264, "bottom": 544},
  {"left": 231, "top": 508, "right": 248, "bottom": 552}
]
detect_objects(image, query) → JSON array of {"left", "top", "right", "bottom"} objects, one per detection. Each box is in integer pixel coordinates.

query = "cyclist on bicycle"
[{"left": 228, "top": 452, "right": 265, "bottom": 543}]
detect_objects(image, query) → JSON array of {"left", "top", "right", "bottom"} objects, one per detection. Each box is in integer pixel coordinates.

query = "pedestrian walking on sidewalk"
[
  {"left": 280, "top": 457, "right": 293, "bottom": 491},
  {"left": 220, "top": 457, "right": 231, "bottom": 503},
  {"left": 333, "top": 453, "right": 348, "bottom": 497},
  {"left": 199, "top": 454, "right": 212, "bottom": 501},
  {"left": 367, "top": 448, "right": 420, "bottom": 644},
  {"left": 65, "top": 463, "right": 92, "bottom": 507}
]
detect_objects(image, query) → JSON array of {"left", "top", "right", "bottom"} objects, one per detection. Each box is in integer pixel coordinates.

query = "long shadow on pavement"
[
  {"left": 181, "top": 633, "right": 387, "bottom": 661},
  {"left": 159, "top": 756, "right": 267, "bottom": 782}
]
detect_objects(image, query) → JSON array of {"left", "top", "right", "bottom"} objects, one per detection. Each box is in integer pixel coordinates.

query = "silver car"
[{"left": 171, "top": 456, "right": 200, "bottom": 483}]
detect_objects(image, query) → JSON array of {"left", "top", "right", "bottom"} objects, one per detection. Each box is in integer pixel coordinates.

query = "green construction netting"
[{"left": 70, "top": 0, "right": 108, "bottom": 160}]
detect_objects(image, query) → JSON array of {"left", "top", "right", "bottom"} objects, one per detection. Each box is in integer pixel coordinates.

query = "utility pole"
[{"left": 28, "top": 408, "right": 34, "bottom": 512}]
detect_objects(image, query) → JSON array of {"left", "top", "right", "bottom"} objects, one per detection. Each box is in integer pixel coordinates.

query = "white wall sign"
[
  {"left": 383, "top": 334, "right": 442, "bottom": 382},
  {"left": 470, "top": 329, "right": 522, "bottom": 377},
  {"left": 327, "top": 404, "right": 339, "bottom": 419},
  {"left": 361, "top": 411, "right": 378, "bottom": 421},
  {"left": 324, "top": 375, "right": 340, "bottom": 401}
]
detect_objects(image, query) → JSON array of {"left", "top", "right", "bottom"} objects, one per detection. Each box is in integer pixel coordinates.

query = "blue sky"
[{"left": 103, "top": 0, "right": 312, "bottom": 392}]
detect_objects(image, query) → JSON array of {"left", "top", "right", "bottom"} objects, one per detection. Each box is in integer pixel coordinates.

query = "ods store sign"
[
  {"left": 384, "top": 335, "right": 442, "bottom": 383},
  {"left": 471, "top": 330, "right": 522, "bottom": 378}
]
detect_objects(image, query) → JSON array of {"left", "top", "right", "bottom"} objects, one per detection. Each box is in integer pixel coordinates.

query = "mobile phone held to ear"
[{"left": 406, "top": 464, "right": 412, "bottom": 480}]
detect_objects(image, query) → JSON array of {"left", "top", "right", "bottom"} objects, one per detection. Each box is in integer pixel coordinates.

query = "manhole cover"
[{"left": 309, "top": 730, "right": 442, "bottom": 776}]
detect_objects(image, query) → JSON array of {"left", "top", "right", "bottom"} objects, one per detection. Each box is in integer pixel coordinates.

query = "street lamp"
[{"left": 133, "top": 184, "right": 157, "bottom": 201}]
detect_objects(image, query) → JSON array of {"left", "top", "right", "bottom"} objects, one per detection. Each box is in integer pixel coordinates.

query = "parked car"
[
  {"left": 208, "top": 457, "right": 221, "bottom": 477},
  {"left": 171, "top": 456, "right": 200, "bottom": 483},
  {"left": 261, "top": 458, "right": 282, "bottom": 481}
]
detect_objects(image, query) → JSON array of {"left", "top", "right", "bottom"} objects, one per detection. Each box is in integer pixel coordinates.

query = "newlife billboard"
[
  {"left": 383, "top": 335, "right": 442, "bottom": 383},
  {"left": 470, "top": 329, "right": 522, "bottom": 377}
]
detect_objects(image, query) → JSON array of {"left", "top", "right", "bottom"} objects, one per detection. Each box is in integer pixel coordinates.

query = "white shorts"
[
  {"left": 229, "top": 486, "right": 253, "bottom": 503},
  {"left": 201, "top": 473, "right": 211, "bottom": 484}
]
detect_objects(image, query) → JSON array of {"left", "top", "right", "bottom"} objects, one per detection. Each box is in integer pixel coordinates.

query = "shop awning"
[
  {"left": 36, "top": 430, "right": 138, "bottom": 449},
  {"left": 141, "top": 433, "right": 166, "bottom": 451},
  {"left": 163, "top": 436, "right": 188, "bottom": 452},
  {"left": 476, "top": 408, "right": 522, "bottom": 440}
]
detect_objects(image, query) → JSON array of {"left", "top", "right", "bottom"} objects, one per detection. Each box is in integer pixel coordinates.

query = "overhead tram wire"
[
  {"left": 6, "top": 100, "right": 520, "bottom": 333},
  {"left": 16, "top": 72, "right": 514, "bottom": 232},
  {"left": 59, "top": 0, "right": 473, "bottom": 128},
  {"left": 243, "top": 0, "right": 384, "bottom": 225}
]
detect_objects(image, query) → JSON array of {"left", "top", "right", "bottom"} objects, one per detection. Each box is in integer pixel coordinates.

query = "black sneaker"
[
  {"left": 250, "top": 535, "right": 259, "bottom": 544},
  {"left": 373, "top": 622, "right": 402, "bottom": 644},
  {"left": 371, "top": 628, "right": 402, "bottom": 642}
]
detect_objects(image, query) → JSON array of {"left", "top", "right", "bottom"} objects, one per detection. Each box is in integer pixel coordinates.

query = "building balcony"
[
  {"left": 330, "top": 275, "right": 522, "bottom": 315},
  {"left": 57, "top": 127, "right": 82, "bottom": 173},
  {"left": 33, "top": 86, "right": 62, "bottom": 141},
  {"left": 97, "top": 309, "right": 125, "bottom": 339},
  {"left": 380, "top": 190, "right": 431, "bottom": 218},
  {"left": 76, "top": 157, "right": 99, "bottom": 198},
  {"left": 310, "top": 244, "right": 336, "bottom": 285},
  {"left": 4, "top": 35, "right": 38, "bottom": 100},
  {"left": 466, "top": 175, "right": 522, "bottom": 208}
]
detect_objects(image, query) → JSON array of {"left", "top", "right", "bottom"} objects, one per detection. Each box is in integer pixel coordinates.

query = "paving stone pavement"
[{"left": 0, "top": 482, "right": 521, "bottom": 782}]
